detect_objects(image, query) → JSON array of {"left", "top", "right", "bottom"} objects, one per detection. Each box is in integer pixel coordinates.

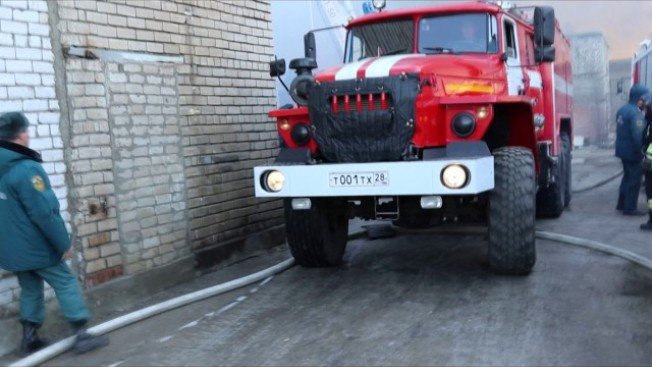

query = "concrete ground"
[{"left": 6, "top": 148, "right": 652, "bottom": 366}]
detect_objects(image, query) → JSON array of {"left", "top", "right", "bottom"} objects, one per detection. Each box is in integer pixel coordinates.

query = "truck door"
[
  {"left": 502, "top": 17, "right": 524, "bottom": 96},
  {"left": 521, "top": 30, "right": 546, "bottom": 137}
]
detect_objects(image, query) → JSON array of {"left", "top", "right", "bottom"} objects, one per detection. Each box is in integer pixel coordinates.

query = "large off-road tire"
[
  {"left": 536, "top": 136, "right": 567, "bottom": 218},
  {"left": 561, "top": 132, "right": 572, "bottom": 208},
  {"left": 488, "top": 147, "right": 536, "bottom": 275},
  {"left": 284, "top": 198, "right": 349, "bottom": 267}
]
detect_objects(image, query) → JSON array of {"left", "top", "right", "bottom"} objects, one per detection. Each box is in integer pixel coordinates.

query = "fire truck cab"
[{"left": 254, "top": 1, "right": 573, "bottom": 275}]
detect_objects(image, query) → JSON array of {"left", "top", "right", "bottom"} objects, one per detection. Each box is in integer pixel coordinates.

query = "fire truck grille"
[
  {"left": 328, "top": 93, "right": 394, "bottom": 113},
  {"left": 308, "top": 75, "right": 419, "bottom": 163}
]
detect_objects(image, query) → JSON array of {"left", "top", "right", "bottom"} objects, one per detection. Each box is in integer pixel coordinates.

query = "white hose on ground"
[
  {"left": 10, "top": 258, "right": 296, "bottom": 367},
  {"left": 10, "top": 229, "right": 652, "bottom": 366},
  {"left": 536, "top": 231, "right": 652, "bottom": 271}
]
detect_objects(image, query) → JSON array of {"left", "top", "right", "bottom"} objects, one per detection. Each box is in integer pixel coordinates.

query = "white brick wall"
[{"left": 0, "top": 0, "right": 69, "bottom": 311}]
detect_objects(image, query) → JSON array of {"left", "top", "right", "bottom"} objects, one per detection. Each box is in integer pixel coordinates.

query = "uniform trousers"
[
  {"left": 618, "top": 159, "right": 643, "bottom": 212},
  {"left": 14, "top": 261, "right": 90, "bottom": 325}
]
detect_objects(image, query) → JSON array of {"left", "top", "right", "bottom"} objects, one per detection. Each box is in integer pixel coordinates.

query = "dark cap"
[{"left": 0, "top": 112, "right": 30, "bottom": 140}]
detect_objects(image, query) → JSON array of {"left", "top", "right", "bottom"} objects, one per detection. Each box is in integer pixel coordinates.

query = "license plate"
[{"left": 329, "top": 171, "right": 389, "bottom": 187}]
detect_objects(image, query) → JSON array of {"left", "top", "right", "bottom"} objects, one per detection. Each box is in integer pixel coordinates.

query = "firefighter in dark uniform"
[
  {"left": 642, "top": 103, "right": 652, "bottom": 230},
  {"left": 616, "top": 84, "right": 649, "bottom": 215},
  {"left": 0, "top": 112, "right": 109, "bottom": 355}
]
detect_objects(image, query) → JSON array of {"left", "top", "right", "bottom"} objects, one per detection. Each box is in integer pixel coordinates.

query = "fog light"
[
  {"left": 279, "top": 119, "right": 290, "bottom": 131},
  {"left": 261, "top": 170, "right": 285, "bottom": 192},
  {"left": 420, "top": 196, "right": 443, "bottom": 209},
  {"left": 477, "top": 106, "right": 488, "bottom": 119},
  {"left": 291, "top": 198, "right": 311, "bottom": 210},
  {"left": 451, "top": 113, "right": 476, "bottom": 137},
  {"left": 291, "top": 123, "right": 311, "bottom": 146},
  {"left": 441, "top": 164, "right": 468, "bottom": 189}
]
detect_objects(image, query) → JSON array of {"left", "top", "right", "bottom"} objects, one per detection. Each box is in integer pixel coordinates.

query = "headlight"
[
  {"left": 291, "top": 123, "right": 311, "bottom": 146},
  {"left": 451, "top": 113, "right": 476, "bottom": 138},
  {"left": 261, "top": 170, "right": 285, "bottom": 192},
  {"left": 441, "top": 164, "right": 468, "bottom": 189}
]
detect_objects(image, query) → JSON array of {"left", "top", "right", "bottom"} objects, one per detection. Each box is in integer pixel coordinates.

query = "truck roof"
[
  {"left": 347, "top": 1, "right": 502, "bottom": 29},
  {"left": 346, "top": 1, "right": 570, "bottom": 46}
]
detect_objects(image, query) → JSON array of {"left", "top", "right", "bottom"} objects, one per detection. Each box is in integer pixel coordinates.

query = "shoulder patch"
[
  {"left": 617, "top": 115, "right": 623, "bottom": 125},
  {"left": 31, "top": 175, "right": 45, "bottom": 192}
]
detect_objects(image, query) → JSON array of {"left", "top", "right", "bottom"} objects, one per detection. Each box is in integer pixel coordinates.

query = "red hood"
[{"left": 316, "top": 53, "right": 505, "bottom": 84}]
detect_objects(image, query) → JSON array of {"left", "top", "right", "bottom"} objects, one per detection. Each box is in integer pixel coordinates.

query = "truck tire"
[
  {"left": 488, "top": 147, "right": 536, "bottom": 275},
  {"left": 536, "top": 136, "right": 566, "bottom": 218},
  {"left": 284, "top": 198, "right": 349, "bottom": 267},
  {"left": 561, "top": 132, "right": 572, "bottom": 207}
]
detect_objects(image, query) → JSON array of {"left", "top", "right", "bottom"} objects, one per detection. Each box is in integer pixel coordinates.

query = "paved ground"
[{"left": 37, "top": 148, "right": 652, "bottom": 366}]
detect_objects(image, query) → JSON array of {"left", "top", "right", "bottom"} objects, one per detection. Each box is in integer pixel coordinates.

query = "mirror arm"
[{"left": 273, "top": 56, "right": 290, "bottom": 94}]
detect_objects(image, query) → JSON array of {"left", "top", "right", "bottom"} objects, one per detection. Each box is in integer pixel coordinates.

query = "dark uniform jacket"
[
  {"left": 645, "top": 111, "right": 652, "bottom": 155},
  {"left": 616, "top": 84, "right": 649, "bottom": 162},
  {"left": 0, "top": 141, "right": 70, "bottom": 271}
]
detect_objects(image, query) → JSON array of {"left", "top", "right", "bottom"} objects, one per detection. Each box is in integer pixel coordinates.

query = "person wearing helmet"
[{"left": 615, "top": 84, "right": 649, "bottom": 216}]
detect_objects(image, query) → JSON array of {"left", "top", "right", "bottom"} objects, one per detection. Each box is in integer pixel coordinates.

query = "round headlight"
[
  {"left": 451, "top": 113, "right": 476, "bottom": 138},
  {"left": 441, "top": 164, "right": 468, "bottom": 189},
  {"left": 262, "top": 170, "right": 285, "bottom": 192},
  {"left": 291, "top": 123, "right": 311, "bottom": 146}
]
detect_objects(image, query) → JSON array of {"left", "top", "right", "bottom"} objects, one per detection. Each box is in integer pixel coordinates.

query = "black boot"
[
  {"left": 70, "top": 320, "right": 109, "bottom": 354},
  {"left": 20, "top": 321, "right": 48, "bottom": 355},
  {"left": 641, "top": 215, "right": 652, "bottom": 231}
]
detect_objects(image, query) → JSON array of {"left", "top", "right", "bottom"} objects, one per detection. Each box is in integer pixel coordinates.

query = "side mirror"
[
  {"left": 304, "top": 32, "right": 316, "bottom": 60},
  {"left": 535, "top": 45, "right": 556, "bottom": 62},
  {"left": 534, "top": 7, "right": 555, "bottom": 63},
  {"left": 269, "top": 58, "right": 286, "bottom": 77},
  {"left": 534, "top": 7, "right": 555, "bottom": 46}
]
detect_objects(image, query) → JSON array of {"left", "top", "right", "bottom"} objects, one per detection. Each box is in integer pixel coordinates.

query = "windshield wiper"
[
  {"left": 383, "top": 48, "right": 409, "bottom": 56},
  {"left": 423, "top": 47, "right": 456, "bottom": 54}
]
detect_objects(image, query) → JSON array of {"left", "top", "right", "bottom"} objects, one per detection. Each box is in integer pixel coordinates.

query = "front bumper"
[{"left": 253, "top": 156, "right": 494, "bottom": 198}]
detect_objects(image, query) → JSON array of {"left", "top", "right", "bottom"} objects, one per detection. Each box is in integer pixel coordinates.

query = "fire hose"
[{"left": 10, "top": 228, "right": 652, "bottom": 366}]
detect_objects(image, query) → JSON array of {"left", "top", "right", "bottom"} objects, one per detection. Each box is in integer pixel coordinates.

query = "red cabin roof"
[{"left": 347, "top": 1, "right": 502, "bottom": 29}]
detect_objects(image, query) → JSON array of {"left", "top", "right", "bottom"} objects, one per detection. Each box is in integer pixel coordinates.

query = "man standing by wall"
[
  {"left": 0, "top": 112, "right": 108, "bottom": 355},
  {"left": 615, "top": 84, "right": 649, "bottom": 215}
]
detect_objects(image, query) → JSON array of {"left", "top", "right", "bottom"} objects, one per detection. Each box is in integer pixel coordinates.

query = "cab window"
[
  {"left": 503, "top": 20, "right": 517, "bottom": 59},
  {"left": 418, "top": 13, "right": 498, "bottom": 54},
  {"left": 345, "top": 19, "right": 414, "bottom": 62}
]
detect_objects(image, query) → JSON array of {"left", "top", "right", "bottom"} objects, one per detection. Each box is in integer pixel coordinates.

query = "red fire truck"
[
  {"left": 254, "top": 1, "right": 573, "bottom": 275},
  {"left": 632, "top": 40, "right": 652, "bottom": 87}
]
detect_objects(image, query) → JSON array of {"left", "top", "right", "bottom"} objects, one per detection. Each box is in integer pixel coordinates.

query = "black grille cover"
[{"left": 308, "top": 74, "right": 419, "bottom": 163}]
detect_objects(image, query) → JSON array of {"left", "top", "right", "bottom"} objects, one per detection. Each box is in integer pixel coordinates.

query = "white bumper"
[{"left": 253, "top": 157, "right": 494, "bottom": 197}]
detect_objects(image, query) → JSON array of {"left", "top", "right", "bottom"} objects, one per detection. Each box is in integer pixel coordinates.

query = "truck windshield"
[
  {"left": 344, "top": 19, "right": 414, "bottom": 63},
  {"left": 418, "top": 13, "right": 498, "bottom": 54}
]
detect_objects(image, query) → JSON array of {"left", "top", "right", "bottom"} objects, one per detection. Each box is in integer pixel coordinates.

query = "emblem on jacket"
[{"left": 31, "top": 176, "right": 45, "bottom": 192}]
